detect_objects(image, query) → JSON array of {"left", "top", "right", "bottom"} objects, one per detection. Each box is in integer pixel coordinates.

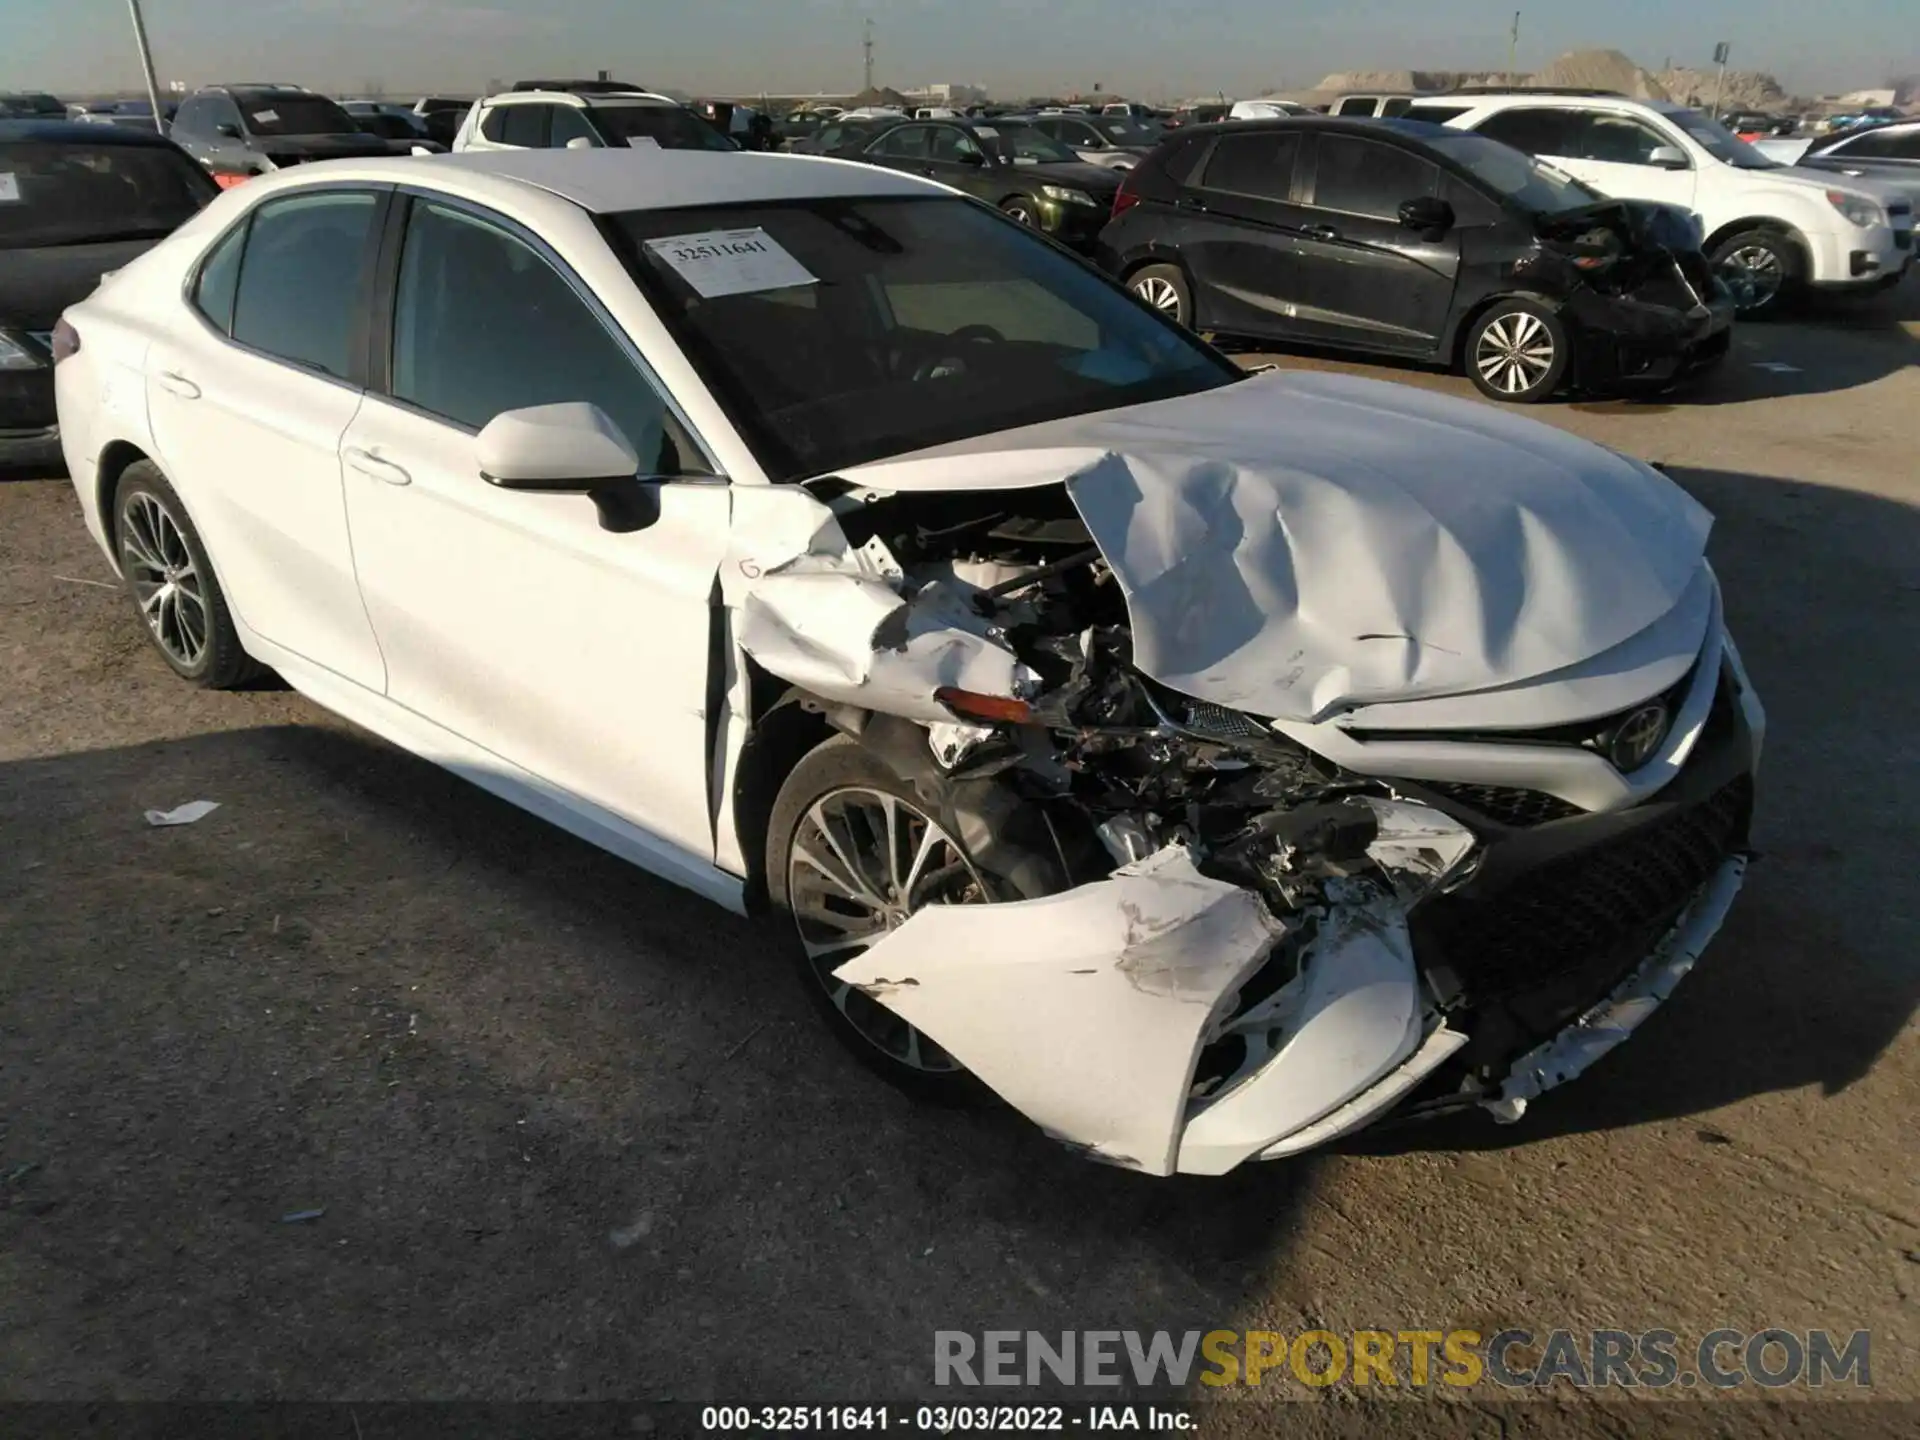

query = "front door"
[
  {"left": 1284, "top": 133, "right": 1460, "bottom": 354},
  {"left": 144, "top": 187, "right": 388, "bottom": 691},
  {"left": 338, "top": 195, "right": 729, "bottom": 862}
]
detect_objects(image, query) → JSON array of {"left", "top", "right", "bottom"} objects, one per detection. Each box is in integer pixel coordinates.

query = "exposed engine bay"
[{"left": 721, "top": 371, "right": 1761, "bottom": 1176}]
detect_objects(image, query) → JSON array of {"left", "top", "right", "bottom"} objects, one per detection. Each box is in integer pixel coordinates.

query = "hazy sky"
[{"left": 5, "top": 0, "right": 1914, "bottom": 101}]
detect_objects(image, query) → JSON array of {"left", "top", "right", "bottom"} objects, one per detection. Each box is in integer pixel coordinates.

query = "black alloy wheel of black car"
[
  {"left": 1127, "top": 263, "right": 1192, "bottom": 327},
  {"left": 1464, "top": 299, "right": 1571, "bottom": 403}
]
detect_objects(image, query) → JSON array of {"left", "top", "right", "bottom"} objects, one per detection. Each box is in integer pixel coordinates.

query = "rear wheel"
[
  {"left": 1464, "top": 299, "right": 1570, "bottom": 403},
  {"left": 1709, "top": 227, "right": 1802, "bottom": 319},
  {"left": 1128, "top": 263, "right": 1193, "bottom": 328},
  {"left": 112, "top": 462, "right": 257, "bottom": 688},
  {"left": 766, "top": 736, "right": 1064, "bottom": 1101}
]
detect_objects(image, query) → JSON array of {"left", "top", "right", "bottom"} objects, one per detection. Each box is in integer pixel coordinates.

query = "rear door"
[
  {"left": 1176, "top": 128, "right": 1312, "bottom": 338},
  {"left": 863, "top": 123, "right": 934, "bottom": 178},
  {"left": 1286, "top": 133, "right": 1459, "bottom": 354},
  {"left": 144, "top": 187, "right": 389, "bottom": 691}
]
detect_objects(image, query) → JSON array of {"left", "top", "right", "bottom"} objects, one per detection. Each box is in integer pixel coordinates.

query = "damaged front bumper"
[{"left": 832, "top": 635, "right": 1761, "bottom": 1177}]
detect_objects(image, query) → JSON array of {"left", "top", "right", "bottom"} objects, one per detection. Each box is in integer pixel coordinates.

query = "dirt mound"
[
  {"left": 1658, "top": 68, "right": 1789, "bottom": 111},
  {"left": 1531, "top": 49, "right": 1670, "bottom": 101}
]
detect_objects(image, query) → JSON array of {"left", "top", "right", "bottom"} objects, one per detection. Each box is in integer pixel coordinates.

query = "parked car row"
[{"left": 44, "top": 143, "right": 1767, "bottom": 1177}]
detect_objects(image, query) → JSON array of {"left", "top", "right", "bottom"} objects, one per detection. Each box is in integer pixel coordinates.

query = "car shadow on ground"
[
  {"left": 1353, "top": 466, "right": 1919, "bottom": 1156},
  {"left": 0, "top": 718, "right": 1318, "bottom": 1399}
]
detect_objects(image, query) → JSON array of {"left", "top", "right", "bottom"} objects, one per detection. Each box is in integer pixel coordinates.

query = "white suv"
[
  {"left": 1409, "top": 91, "right": 1914, "bottom": 316},
  {"left": 453, "top": 89, "right": 737, "bottom": 155}
]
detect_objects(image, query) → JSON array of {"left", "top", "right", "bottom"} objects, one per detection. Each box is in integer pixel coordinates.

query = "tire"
[
  {"left": 1128, "top": 263, "right": 1193, "bottom": 328},
  {"left": 1463, "top": 299, "right": 1571, "bottom": 403},
  {"left": 1001, "top": 198, "right": 1037, "bottom": 227},
  {"left": 765, "top": 734, "right": 1068, "bottom": 1102},
  {"left": 1708, "top": 227, "right": 1802, "bottom": 319},
  {"left": 112, "top": 461, "right": 257, "bottom": 688}
]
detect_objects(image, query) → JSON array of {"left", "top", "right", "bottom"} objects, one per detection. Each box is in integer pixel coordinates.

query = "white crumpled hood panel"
[{"left": 835, "top": 370, "right": 1712, "bottom": 723}]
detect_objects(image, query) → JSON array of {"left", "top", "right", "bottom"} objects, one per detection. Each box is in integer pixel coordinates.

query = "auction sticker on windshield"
[
  {"left": 0, "top": 173, "right": 20, "bottom": 203},
  {"left": 644, "top": 227, "right": 817, "bottom": 299}
]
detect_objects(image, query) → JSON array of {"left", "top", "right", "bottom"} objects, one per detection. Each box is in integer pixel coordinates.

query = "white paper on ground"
[
  {"left": 145, "top": 800, "right": 221, "bottom": 827},
  {"left": 643, "top": 227, "right": 816, "bottom": 298},
  {"left": 0, "top": 174, "right": 20, "bottom": 203}
]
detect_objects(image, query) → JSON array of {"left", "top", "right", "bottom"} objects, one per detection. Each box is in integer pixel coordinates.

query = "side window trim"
[
  {"left": 181, "top": 184, "right": 389, "bottom": 393},
  {"left": 373, "top": 187, "right": 723, "bottom": 476},
  {"left": 182, "top": 213, "right": 252, "bottom": 339}
]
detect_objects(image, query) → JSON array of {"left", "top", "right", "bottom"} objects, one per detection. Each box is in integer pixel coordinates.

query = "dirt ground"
[{"left": 2, "top": 285, "right": 1916, "bottom": 1428}]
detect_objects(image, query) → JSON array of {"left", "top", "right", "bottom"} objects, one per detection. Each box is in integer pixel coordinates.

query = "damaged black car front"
[{"left": 1421, "top": 129, "right": 1737, "bottom": 400}]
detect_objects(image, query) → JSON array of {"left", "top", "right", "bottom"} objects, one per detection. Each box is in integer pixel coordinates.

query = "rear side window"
[
  {"left": 1831, "top": 127, "right": 1920, "bottom": 160},
  {"left": 1380, "top": 98, "right": 1414, "bottom": 118},
  {"left": 1474, "top": 107, "right": 1584, "bottom": 157},
  {"left": 1335, "top": 98, "right": 1377, "bottom": 117},
  {"left": 192, "top": 223, "right": 247, "bottom": 333},
  {"left": 1311, "top": 136, "right": 1438, "bottom": 218},
  {"left": 874, "top": 125, "right": 931, "bottom": 159},
  {"left": 481, "top": 104, "right": 548, "bottom": 147},
  {"left": 230, "top": 191, "right": 377, "bottom": 378},
  {"left": 1158, "top": 136, "right": 1209, "bottom": 186},
  {"left": 1199, "top": 132, "right": 1302, "bottom": 201}
]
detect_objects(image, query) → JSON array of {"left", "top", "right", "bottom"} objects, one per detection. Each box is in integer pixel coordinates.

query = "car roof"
[
  {"left": 0, "top": 118, "right": 181, "bottom": 147},
  {"left": 276, "top": 148, "right": 946, "bottom": 214},
  {"left": 484, "top": 89, "right": 680, "bottom": 109}
]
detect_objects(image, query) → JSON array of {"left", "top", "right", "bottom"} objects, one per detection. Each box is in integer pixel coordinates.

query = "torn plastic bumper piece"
[
  {"left": 1484, "top": 852, "right": 1748, "bottom": 1122},
  {"left": 833, "top": 846, "right": 1286, "bottom": 1174}
]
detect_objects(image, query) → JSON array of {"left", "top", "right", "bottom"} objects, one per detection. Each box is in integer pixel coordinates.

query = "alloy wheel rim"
[
  {"left": 1135, "top": 275, "right": 1182, "bottom": 316},
  {"left": 119, "top": 492, "right": 209, "bottom": 669},
  {"left": 1475, "top": 311, "right": 1556, "bottom": 394},
  {"left": 786, "top": 786, "right": 987, "bottom": 1074},
  {"left": 1007, "top": 205, "right": 1034, "bottom": 225},
  {"left": 1720, "top": 244, "right": 1783, "bottom": 309}
]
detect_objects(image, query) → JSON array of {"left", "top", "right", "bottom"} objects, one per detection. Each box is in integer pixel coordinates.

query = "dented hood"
[{"left": 833, "top": 370, "right": 1711, "bottom": 722}]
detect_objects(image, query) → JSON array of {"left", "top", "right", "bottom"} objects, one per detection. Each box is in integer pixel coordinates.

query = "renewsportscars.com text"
[{"left": 934, "top": 1328, "right": 1872, "bottom": 1390}]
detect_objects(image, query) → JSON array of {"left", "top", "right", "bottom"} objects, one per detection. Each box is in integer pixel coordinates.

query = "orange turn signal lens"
[{"left": 934, "top": 688, "right": 1034, "bottom": 725}]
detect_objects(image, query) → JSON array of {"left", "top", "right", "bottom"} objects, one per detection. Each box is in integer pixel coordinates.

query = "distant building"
[
  {"left": 1838, "top": 88, "right": 1897, "bottom": 107},
  {"left": 901, "top": 83, "right": 986, "bottom": 105}
]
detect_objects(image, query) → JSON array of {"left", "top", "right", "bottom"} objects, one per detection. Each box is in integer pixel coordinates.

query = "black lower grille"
[
  {"left": 1419, "top": 774, "right": 1752, "bottom": 1000},
  {"left": 1422, "top": 782, "right": 1581, "bottom": 828}
]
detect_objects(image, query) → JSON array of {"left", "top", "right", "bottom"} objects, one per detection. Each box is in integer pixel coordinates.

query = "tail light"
[
  {"left": 50, "top": 317, "right": 80, "bottom": 364},
  {"left": 1111, "top": 172, "right": 1141, "bottom": 220}
]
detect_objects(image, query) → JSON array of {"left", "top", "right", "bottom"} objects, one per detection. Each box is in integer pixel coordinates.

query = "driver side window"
[
  {"left": 928, "top": 127, "right": 982, "bottom": 163},
  {"left": 389, "top": 200, "right": 713, "bottom": 475},
  {"left": 1576, "top": 113, "right": 1679, "bottom": 166}
]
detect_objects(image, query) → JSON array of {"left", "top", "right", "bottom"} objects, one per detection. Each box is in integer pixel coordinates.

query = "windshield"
[
  {"left": 0, "top": 141, "right": 215, "bottom": 248},
  {"left": 1670, "top": 111, "right": 1780, "bottom": 169},
  {"left": 609, "top": 196, "right": 1239, "bottom": 482},
  {"left": 978, "top": 123, "right": 1081, "bottom": 166},
  {"left": 595, "top": 105, "right": 737, "bottom": 152},
  {"left": 238, "top": 96, "right": 359, "bottom": 137},
  {"left": 1423, "top": 132, "right": 1600, "bottom": 213},
  {"left": 1095, "top": 118, "right": 1162, "bottom": 145}
]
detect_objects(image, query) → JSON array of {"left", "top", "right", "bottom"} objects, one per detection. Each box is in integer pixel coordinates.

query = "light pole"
[
  {"left": 126, "top": 0, "right": 167, "bottom": 133},
  {"left": 1508, "top": 12, "right": 1520, "bottom": 81}
]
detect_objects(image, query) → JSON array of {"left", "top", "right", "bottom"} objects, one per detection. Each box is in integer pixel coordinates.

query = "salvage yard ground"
[{"left": 1, "top": 290, "right": 1916, "bottom": 1420}]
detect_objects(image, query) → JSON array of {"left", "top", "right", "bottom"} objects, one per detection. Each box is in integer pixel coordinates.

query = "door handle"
[
  {"left": 156, "top": 370, "right": 201, "bottom": 399},
  {"left": 1303, "top": 223, "right": 1340, "bottom": 241},
  {"left": 343, "top": 447, "right": 412, "bottom": 486}
]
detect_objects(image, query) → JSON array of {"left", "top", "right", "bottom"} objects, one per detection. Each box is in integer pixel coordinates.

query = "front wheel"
[
  {"left": 765, "top": 736, "right": 1067, "bottom": 1101},
  {"left": 1709, "top": 228, "right": 1801, "bottom": 319},
  {"left": 1128, "top": 263, "right": 1193, "bottom": 328},
  {"left": 1464, "top": 300, "right": 1570, "bottom": 403},
  {"left": 1001, "top": 198, "right": 1037, "bottom": 227}
]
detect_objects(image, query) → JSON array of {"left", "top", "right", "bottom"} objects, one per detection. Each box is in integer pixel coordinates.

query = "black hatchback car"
[
  {"left": 1099, "top": 117, "right": 1735, "bottom": 401},
  {"left": 0, "top": 121, "right": 216, "bottom": 468},
  {"left": 852, "top": 118, "right": 1122, "bottom": 250}
]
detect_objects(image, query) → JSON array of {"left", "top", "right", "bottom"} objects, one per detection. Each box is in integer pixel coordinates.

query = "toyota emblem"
[{"left": 1609, "top": 703, "right": 1671, "bottom": 772}]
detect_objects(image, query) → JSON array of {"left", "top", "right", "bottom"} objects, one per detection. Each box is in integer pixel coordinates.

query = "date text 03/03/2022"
[{"left": 699, "top": 1405, "right": 1195, "bottom": 1431}]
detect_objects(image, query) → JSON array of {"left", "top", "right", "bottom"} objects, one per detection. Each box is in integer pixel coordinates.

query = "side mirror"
[
  {"left": 1397, "top": 196, "right": 1455, "bottom": 233},
  {"left": 1648, "top": 144, "right": 1689, "bottom": 170},
  {"left": 214, "top": 122, "right": 241, "bottom": 138},
  {"left": 565, "top": 135, "right": 595, "bottom": 150},
  {"left": 478, "top": 402, "right": 639, "bottom": 490}
]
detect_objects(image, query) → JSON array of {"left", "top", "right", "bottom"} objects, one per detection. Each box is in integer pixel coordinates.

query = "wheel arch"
[
  {"left": 94, "top": 440, "right": 154, "bottom": 559},
  {"left": 728, "top": 660, "right": 835, "bottom": 914},
  {"left": 1702, "top": 217, "right": 1810, "bottom": 272}
]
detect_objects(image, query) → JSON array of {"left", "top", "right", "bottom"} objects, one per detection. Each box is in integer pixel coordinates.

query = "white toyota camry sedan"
[{"left": 54, "top": 149, "right": 1764, "bottom": 1176}]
